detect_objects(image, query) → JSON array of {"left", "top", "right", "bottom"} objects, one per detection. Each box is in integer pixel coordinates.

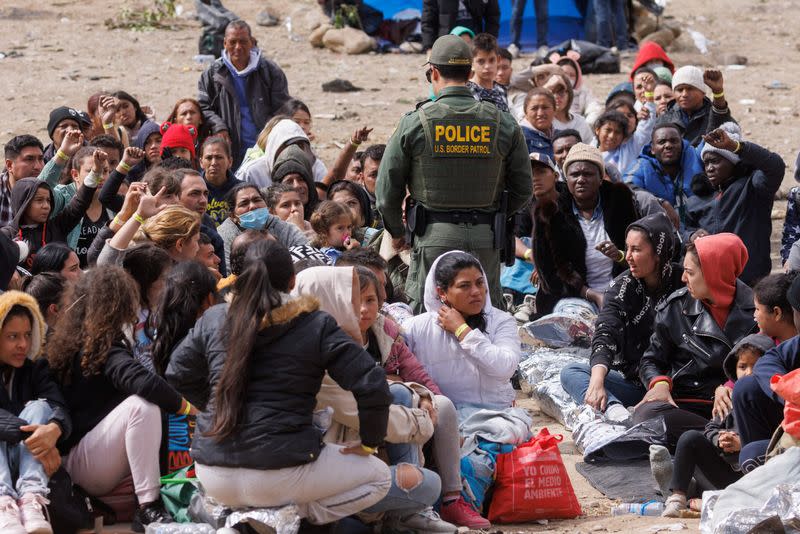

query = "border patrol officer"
[{"left": 376, "top": 34, "right": 532, "bottom": 312}]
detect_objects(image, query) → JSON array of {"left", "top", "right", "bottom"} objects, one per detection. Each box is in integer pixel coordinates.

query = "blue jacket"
[
  {"left": 752, "top": 336, "right": 800, "bottom": 405},
  {"left": 624, "top": 139, "right": 703, "bottom": 211},
  {"left": 521, "top": 126, "right": 553, "bottom": 159}
]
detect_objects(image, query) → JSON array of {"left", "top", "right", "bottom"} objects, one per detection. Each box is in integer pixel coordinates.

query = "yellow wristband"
[
  {"left": 652, "top": 380, "right": 670, "bottom": 389},
  {"left": 181, "top": 401, "right": 192, "bottom": 416},
  {"left": 360, "top": 444, "right": 377, "bottom": 454},
  {"left": 119, "top": 161, "right": 132, "bottom": 172},
  {"left": 712, "top": 91, "right": 725, "bottom": 99},
  {"left": 56, "top": 149, "right": 70, "bottom": 163},
  {"left": 133, "top": 213, "right": 146, "bottom": 225},
  {"left": 103, "top": 123, "right": 114, "bottom": 130},
  {"left": 523, "top": 248, "right": 532, "bottom": 261},
  {"left": 616, "top": 250, "right": 625, "bottom": 263},
  {"left": 454, "top": 323, "right": 469, "bottom": 339},
  {"left": 112, "top": 215, "right": 123, "bottom": 227},
  {"left": 644, "top": 91, "right": 655, "bottom": 98},
  {"left": 350, "top": 138, "right": 362, "bottom": 147}
]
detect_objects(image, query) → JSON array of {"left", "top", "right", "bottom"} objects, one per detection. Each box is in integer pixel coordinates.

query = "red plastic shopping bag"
[
  {"left": 488, "top": 427, "right": 582, "bottom": 522},
  {"left": 771, "top": 368, "right": 800, "bottom": 439}
]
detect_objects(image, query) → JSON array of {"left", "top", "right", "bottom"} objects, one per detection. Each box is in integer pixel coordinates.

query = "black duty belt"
[{"left": 426, "top": 211, "right": 493, "bottom": 225}]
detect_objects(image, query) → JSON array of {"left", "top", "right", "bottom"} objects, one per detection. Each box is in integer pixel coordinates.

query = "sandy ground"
[{"left": 2, "top": 0, "right": 795, "bottom": 532}]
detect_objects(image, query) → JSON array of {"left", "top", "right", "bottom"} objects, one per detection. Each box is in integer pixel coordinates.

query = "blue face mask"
[{"left": 238, "top": 207, "right": 270, "bottom": 230}]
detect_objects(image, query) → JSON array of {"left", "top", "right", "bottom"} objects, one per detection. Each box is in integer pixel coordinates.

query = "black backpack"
[
  {"left": 195, "top": 0, "right": 240, "bottom": 58},
  {"left": 48, "top": 469, "right": 116, "bottom": 534}
]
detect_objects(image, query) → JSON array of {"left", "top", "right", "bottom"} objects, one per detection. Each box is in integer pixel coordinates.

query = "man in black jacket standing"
[
  {"left": 421, "top": 0, "right": 500, "bottom": 50},
  {"left": 198, "top": 20, "right": 290, "bottom": 168}
]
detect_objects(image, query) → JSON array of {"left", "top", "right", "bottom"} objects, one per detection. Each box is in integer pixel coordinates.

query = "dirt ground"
[{"left": 2, "top": 0, "right": 795, "bottom": 532}]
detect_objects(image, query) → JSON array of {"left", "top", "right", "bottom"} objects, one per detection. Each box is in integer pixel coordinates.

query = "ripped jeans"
[{"left": 364, "top": 383, "right": 442, "bottom": 516}]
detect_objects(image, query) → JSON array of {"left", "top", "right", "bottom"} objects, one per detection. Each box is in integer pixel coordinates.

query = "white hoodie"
[
  {"left": 236, "top": 119, "right": 327, "bottom": 187},
  {"left": 403, "top": 251, "right": 521, "bottom": 410}
]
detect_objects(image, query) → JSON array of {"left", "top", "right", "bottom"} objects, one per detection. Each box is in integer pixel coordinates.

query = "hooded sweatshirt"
[
  {"left": 694, "top": 233, "right": 749, "bottom": 328},
  {"left": 222, "top": 48, "right": 262, "bottom": 157},
  {"left": 0, "top": 235, "right": 25, "bottom": 292},
  {"left": 403, "top": 251, "right": 521, "bottom": 409},
  {"left": 0, "top": 178, "right": 95, "bottom": 266},
  {"left": 629, "top": 42, "right": 675, "bottom": 80},
  {"left": 0, "top": 291, "right": 72, "bottom": 443},
  {"left": 272, "top": 144, "right": 320, "bottom": 218},
  {"left": 292, "top": 267, "right": 435, "bottom": 446},
  {"left": 590, "top": 212, "right": 685, "bottom": 379},
  {"left": 235, "top": 119, "right": 327, "bottom": 187}
]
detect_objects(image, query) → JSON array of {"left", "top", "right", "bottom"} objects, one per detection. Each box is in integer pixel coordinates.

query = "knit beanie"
[
  {"left": 672, "top": 66, "right": 707, "bottom": 92},
  {"left": 653, "top": 66, "right": 673, "bottom": 84},
  {"left": 159, "top": 122, "right": 198, "bottom": 159},
  {"left": 700, "top": 122, "right": 742, "bottom": 165},
  {"left": 563, "top": 142, "right": 605, "bottom": 177},
  {"left": 47, "top": 106, "right": 86, "bottom": 139}
]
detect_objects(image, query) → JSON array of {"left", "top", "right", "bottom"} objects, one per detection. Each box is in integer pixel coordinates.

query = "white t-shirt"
[{"left": 576, "top": 204, "right": 614, "bottom": 291}]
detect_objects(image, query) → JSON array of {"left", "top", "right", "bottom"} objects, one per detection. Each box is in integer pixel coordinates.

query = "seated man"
[
  {"left": 685, "top": 123, "right": 784, "bottom": 285},
  {"left": 659, "top": 66, "right": 733, "bottom": 147},
  {"left": 624, "top": 120, "right": 704, "bottom": 227}
]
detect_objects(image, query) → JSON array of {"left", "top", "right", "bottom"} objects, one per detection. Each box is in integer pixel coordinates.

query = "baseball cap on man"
[
  {"left": 425, "top": 35, "right": 472, "bottom": 67},
  {"left": 529, "top": 152, "right": 558, "bottom": 172}
]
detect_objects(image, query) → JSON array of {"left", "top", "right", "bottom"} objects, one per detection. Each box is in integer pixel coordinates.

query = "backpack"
[{"left": 195, "top": 0, "right": 239, "bottom": 57}]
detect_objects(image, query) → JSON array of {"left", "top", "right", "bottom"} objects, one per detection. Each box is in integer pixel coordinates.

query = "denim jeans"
[
  {"left": 559, "top": 362, "right": 646, "bottom": 408},
  {"left": 0, "top": 400, "right": 53, "bottom": 498},
  {"left": 386, "top": 383, "right": 419, "bottom": 466},
  {"left": 593, "top": 0, "right": 629, "bottom": 49},
  {"left": 362, "top": 464, "right": 441, "bottom": 516},
  {"left": 509, "top": 0, "right": 549, "bottom": 48}
]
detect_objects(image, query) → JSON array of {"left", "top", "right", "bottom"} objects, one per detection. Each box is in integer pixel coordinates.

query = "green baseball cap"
[{"left": 426, "top": 34, "right": 472, "bottom": 67}]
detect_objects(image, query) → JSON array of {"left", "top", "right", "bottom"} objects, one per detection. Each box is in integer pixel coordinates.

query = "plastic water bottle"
[
  {"left": 611, "top": 501, "right": 665, "bottom": 516},
  {"left": 145, "top": 523, "right": 216, "bottom": 534}
]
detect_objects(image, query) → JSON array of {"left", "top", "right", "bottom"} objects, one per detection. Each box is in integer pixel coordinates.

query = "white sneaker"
[
  {"left": 18, "top": 494, "right": 51, "bottom": 534},
  {"left": 513, "top": 294, "right": 537, "bottom": 323},
  {"left": 507, "top": 43, "right": 520, "bottom": 58},
  {"left": 605, "top": 403, "right": 632, "bottom": 425},
  {"left": 662, "top": 494, "right": 687, "bottom": 518},
  {"left": 390, "top": 507, "right": 458, "bottom": 533},
  {"left": 0, "top": 495, "right": 26, "bottom": 534}
]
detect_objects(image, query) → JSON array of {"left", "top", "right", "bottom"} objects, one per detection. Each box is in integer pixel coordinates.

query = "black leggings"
[
  {"left": 632, "top": 401, "right": 709, "bottom": 451},
  {"left": 669, "top": 430, "right": 741, "bottom": 494}
]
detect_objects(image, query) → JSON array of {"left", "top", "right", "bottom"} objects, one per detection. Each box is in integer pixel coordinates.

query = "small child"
[
  {"left": 466, "top": 33, "right": 509, "bottom": 112},
  {"left": 603, "top": 98, "right": 657, "bottom": 175},
  {"left": 594, "top": 111, "right": 629, "bottom": 180},
  {"left": 661, "top": 333, "right": 774, "bottom": 517},
  {"left": 310, "top": 200, "right": 358, "bottom": 265},
  {"left": 0, "top": 291, "right": 72, "bottom": 534},
  {"left": 266, "top": 183, "right": 313, "bottom": 238}
]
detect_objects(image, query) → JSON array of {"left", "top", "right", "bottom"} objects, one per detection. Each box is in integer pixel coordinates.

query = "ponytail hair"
[{"left": 207, "top": 240, "right": 293, "bottom": 441}]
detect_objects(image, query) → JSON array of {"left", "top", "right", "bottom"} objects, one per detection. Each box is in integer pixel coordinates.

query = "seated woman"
[
  {"left": 47, "top": 267, "right": 195, "bottom": 532},
  {"left": 531, "top": 143, "right": 638, "bottom": 315},
  {"left": 685, "top": 123, "right": 785, "bottom": 285},
  {"left": 293, "top": 265, "right": 459, "bottom": 532},
  {"left": 519, "top": 88, "right": 556, "bottom": 158},
  {"left": 0, "top": 291, "right": 72, "bottom": 534},
  {"left": 634, "top": 233, "right": 756, "bottom": 450},
  {"left": 166, "top": 241, "right": 391, "bottom": 527},
  {"left": 216, "top": 183, "right": 308, "bottom": 272},
  {"left": 355, "top": 266, "right": 486, "bottom": 529},
  {"left": 30, "top": 242, "right": 82, "bottom": 283},
  {"left": 545, "top": 74, "right": 593, "bottom": 144},
  {"left": 560, "top": 212, "right": 684, "bottom": 422},
  {"left": 404, "top": 251, "right": 520, "bottom": 412}
]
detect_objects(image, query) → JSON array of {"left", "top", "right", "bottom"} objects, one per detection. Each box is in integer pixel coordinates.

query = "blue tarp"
[{"left": 366, "top": 0, "right": 585, "bottom": 49}]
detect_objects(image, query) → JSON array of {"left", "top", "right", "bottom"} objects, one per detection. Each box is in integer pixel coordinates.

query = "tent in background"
[{"left": 366, "top": 0, "right": 586, "bottom": 50}]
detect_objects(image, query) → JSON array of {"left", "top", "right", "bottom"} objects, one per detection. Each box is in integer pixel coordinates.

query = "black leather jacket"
[{"left": 639, "top": 281, "right": 756, "bottom": 404}]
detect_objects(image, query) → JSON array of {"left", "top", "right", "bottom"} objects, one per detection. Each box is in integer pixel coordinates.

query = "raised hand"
[
  {"left": 121, "top": 146, "right": 145, "bottom": 170},
  {"left": 703, "top": 128, "right": 737, "bottom": 152},
  {"left": 59, "top": 128, "right": 84, "bottom": 158},
  {"left": 703, "top": 69, "right": 725, "bottom": 95}
]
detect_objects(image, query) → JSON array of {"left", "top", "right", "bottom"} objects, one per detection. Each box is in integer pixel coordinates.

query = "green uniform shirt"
[{"left": 376, "top": 85, "right": 532, "bottom": 237}]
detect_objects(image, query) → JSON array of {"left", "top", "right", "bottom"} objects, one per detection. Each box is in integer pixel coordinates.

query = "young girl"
[
  {"left": 544, "top": 74, "right": 594, "bottom": 143},
  {"left": 265, "top": 183, "right": 313, "bottom": 237},
  {"left": 328, "top": 180, "right": 378, "bottom": 244},
  {"left": 661, "top": 334, "right": 773, "bottom": 517},
  {"left": 29, "top": 243, "right": 81, "bottom": 283},
  {"left": 355, "top": 267, "right": 485, "bottom": 529},
  {"left": 310, "top": 200, "right": 359, "bottom": 264},
  {"left": 150, "top": 261, "right": 218, "bottom": 376},
  {"left": 276, "top": 99, "right": 316, "bottom": 142},
  {"left": 753, "top": 272, "right": 798, "bottom": 344},
  {"left": 47, "top": 267, "right": 195, "bottom": 533},
  {"left": 594, "top": 111, "right": 629, "bottom": 181},
  {"left": 23, "top": 273, "right": 69, "bottom": 333},
  {"left": 0, "top": 291, "right": 71, "bottom": 534},
  {"left": 603, "top": 98, "right": 657, "bottom": 175},
  {"left": 112, "top": 91, "right": 151, "bottom": 141},
  {"left": 166, "top": 98, "right": 211, "bottom": 154}
]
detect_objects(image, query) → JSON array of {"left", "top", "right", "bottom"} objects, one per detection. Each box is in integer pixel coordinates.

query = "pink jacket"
[{"left": 374, "top": 315, "right": 442, "bottom": 395}]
